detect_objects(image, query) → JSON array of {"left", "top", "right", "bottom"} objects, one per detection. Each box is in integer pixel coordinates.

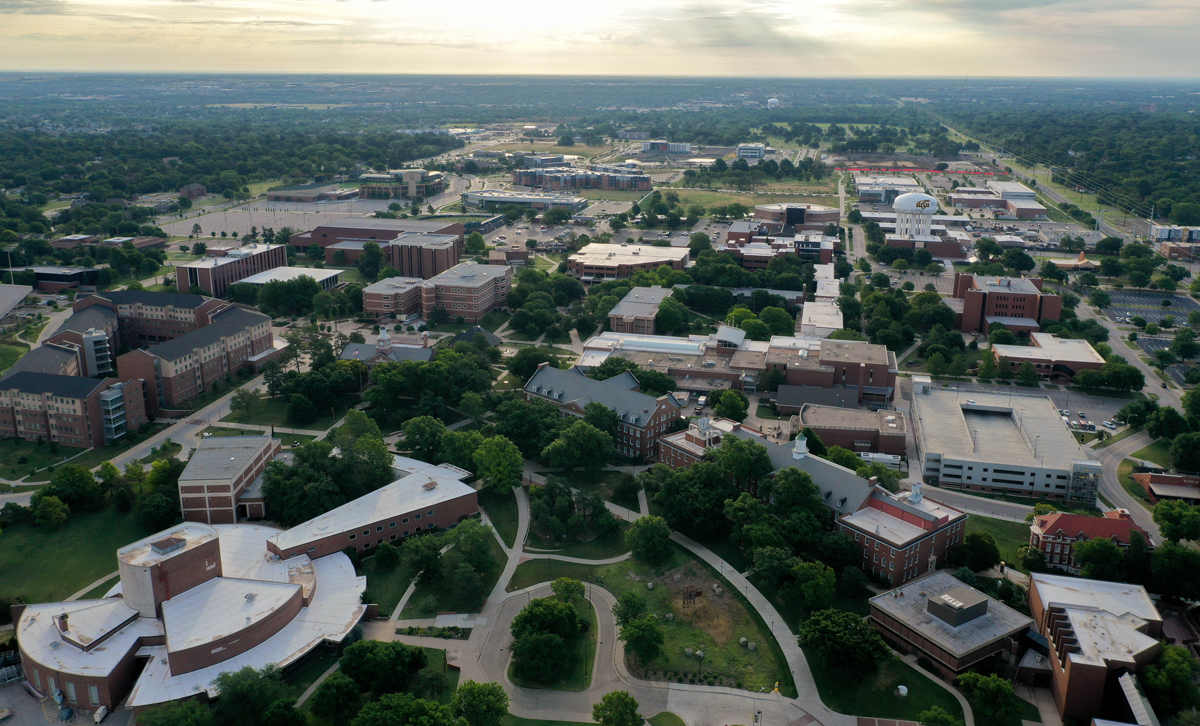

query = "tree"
[
  {"left": 963, "top": 532, "right": 1001, "bottom": 571},
  {"left": 926, "top": 352, "right": 947, "bottom": 378},
  {"left": 1171, "top": 432, "right": 1200, "bottom": 473},
  {"left": 541, "top": 421, "right": 613, "bottom": 474},
  {"left": 1139, "top": 644, "right": 1200, "bottom": 717},
  {"left": 714, "top": 389, "right": 749, "bottom": 422},
  {"left": 403, "top": 415, "right": 446, "bottom": 461},
  {"left": 507, "top": 347, "right": 557, "bottom": 382},
  {"left": 1089, "top": 290, "right": 1112, "bottom": 308},
  {"left": 474, "top": 436, "right": 524, "bottom": 492},
  {"left": 1025, "top": 503, "right": 1058, "bottom": 523},
  {"left": 712, "top": 435, "right": 773, "bottom": 491},
  {"left": 1148, "top": 406, "right": 1191, "bottom": 440},
  {"left": 231, "top": 388, "right": 261, "bottom": 416},
  {"left": 1154, "top": 500, "right": 1200, "bottom": 543},
  {"left": 791, "top": 561, "right": 836, "bottom": 610},
  {"left": 799, "top": 609, "right": 890, "bottom": 673},
  {"left": 1073, "top": 538, "right": 1123, "bottom": 581},
  {"left": 1018, "top": 361, "right": 1039, "bottom": 387},
  {"left": 551, "top": 577, "right": 584, "bottom": 602},
  {"left": 458, "top": 392, "right": 487, "bottom": 425},
  {"left": 583, "top": 401, "right": 619, "bottom": 436},
  {"left": 823, "top": 445, "right": 862, "bottom": 471},
  {"left": 404, "top": 534, "right": 444, "bottom": 584},
  {"left": 357, "top": 241, "right": 385, "bottom": 279},
  {"left": 1152, "top": 542, "right": 1200, "bottom": 601},
  {"left": 374, "top": 541, "right": 401, "bottom": 570},
  {"left": 33, "top": 495, "right": 69, "bottom": 527},
  {"left": 452, "top": 681, "right": 509, "bottom": 726},
  {"left": 612, "top": 592, "right": 648, "bottom": 627},
  {"left": 341, "top": 640, "right": 428, "bottom": 695},
  {"left": 351, "top": 693, "right": 461, "bottom": 726},
  {"left": 619, "top": 616, "right": 665, "bottom": 664},
  {"left": 918, "top": 706, "right": 963, "bottom": 726},
  {"left": 592, "top": 691, "right": 642, "bottom": 726},
  {"left": 309, "top": 671, "right": 360, "bottom": 723},
  {"left": 955, "top": 673, "right": 1022, "bottom": 726},
  {"left": 137, "top": 701, "right": 214, "bottom": 726},
  {"left": 465, "top": 232, "right": 486, "bottom": 255},
  {"left": 213, "top": 666, "right": 294, "bottom": 726},
  {"left": 625, "top": 515, "right": 672, "bottom": 565}
]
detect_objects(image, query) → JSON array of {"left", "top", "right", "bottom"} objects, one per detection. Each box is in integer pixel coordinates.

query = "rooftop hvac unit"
[{"left": 422, "top": 481, "right": 438, "bottom": 490}]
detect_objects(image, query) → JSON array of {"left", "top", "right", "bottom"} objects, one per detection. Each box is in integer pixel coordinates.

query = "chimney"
[
  {"left": 58, "top": 613, "right": 70, "bottom": 633},
  {"left": 911, "top": 482, "right": 923, "bottom": 504}
]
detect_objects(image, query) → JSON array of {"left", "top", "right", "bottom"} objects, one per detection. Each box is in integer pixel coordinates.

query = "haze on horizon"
[{"left": 1, "top": 0, "right": 1198, "bottom": 78}]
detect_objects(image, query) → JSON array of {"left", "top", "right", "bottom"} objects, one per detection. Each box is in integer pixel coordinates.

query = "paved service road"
[{"left": 1090, "top": 430, "right": 1161, "bottom": 542}]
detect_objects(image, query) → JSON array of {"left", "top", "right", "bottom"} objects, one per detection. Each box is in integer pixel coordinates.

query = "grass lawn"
[
  {"left": 804, "top": 653, "right": 964, "bottom": 722},
  {"left": 79, "top": 574, "right": 121, "bottom": 600},
  {"left": 508, "top": 560, "right": 601, "bottom": 592},
  {"left": 1133, "top": 440, "right": 1173, "bottom": 468},
  {"left": 401, "top": 535, "right": 506, "bottom": 618},
  {"left": 754, "top": 404, "right": 785, "bottom": 421},
  {"left": 1093, "top": 426, "right": 1141, "bottom": 449},
  {"left": 526, "top": 523, "right": 630, "bottom": 559},
  {"left": 700, "top": 537, "right": 754, "bottom": 574},
  {"left": 1118, "top": 459, "right": 1153, "bottom": 509},
  {"left": 416, "top": 647, "right": 462, "bottom": 704},
  {"left": 508, "top": 596, "right": 598, "bottom": 691},
  {"left": 494, "top": 373, "right": 522, "bottom": 390},
  {"left": 538, "top": 470, "right": 640, "bottom": 510},
  {"left": 360, "top": 557, "right": 415, "bottom": 617},
  {"left": 647, "top": 714, "right": 686, "bottom": 726},
  {"left": 479, "top": 311, "right": 511, "bottom": 332},
  {"left": 0, "top": 507, "right": 152, "bottom": 606},
  {"left": 200, "top": 426, "right": 317, "bottom": 449},
  {"left": 24, "top": 427, "right": 170, "bottom": 482},
  {"left": 967, "top": 515, "right": 1032, "bottom": 573},
  {"left": 479, "top": 488, "right": 519, "bottom": 548},
  {"left": 0, "top": 439, "right": 88, "bottom": 480},
  {"left": 283, "top": 649, "right": 341, "bottom": 696},
  {"left": 220, "top": 396, "right": 358, "bottom": 431},
  {"left": 500, "top": 717, "right": 593, "bottom": 726},
  {"left": 576, "top": 189, "right": 649, "bottom": 202},
  {"left": 0, "top": 342, "right": 29, "bottom": 374}
]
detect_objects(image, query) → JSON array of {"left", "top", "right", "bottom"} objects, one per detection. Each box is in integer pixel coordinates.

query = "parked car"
[{"left": 1102, "top": 421, "right": 1117, "bottom": 429}]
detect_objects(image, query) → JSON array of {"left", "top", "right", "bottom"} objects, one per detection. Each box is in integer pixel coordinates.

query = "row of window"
[
  {"left": 30, "top": 669, "right": 100, "bottom": 707},
  {"left": 346, "top": 510, "right": 436, "bottom": 542}
]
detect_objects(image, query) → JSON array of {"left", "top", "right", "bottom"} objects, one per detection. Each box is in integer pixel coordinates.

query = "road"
[{"left": 1090, "top": 430, "right": 1161, "bottom": 541}]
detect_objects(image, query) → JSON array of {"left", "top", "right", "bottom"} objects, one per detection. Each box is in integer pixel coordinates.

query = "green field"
[
  {"left": 400, "top": 535, "right": 507, "bottom": 618},
  {"left": 525, "top": 523, "right": 630, "bottom": 559},
  {"left": 79, "top": 575, "right": 121, "bottom": 600},
  {"left": 360, "top": 556, "right": 416, "bottom": 617},
  {"left": 804, "top": 652, "right": 964, "bottom": 722},
  {"left": 1119, "top": 459, "right": 1153, "bottom": 508},
  {"left": 647, "top": 714, "right": 686, "bottom": 726},
  {"left": 0, "top": 342, "right": 29, "bottom": 374},
  {"left": 220, "top": 396, "right": 357, "bottom": 431},
  {"left": 200, "top": 426, "right": 317, "bottom": 449},
  {"left": 508, "top": 596, "right": 598, "bottom": 692},
  {"left": 966, "top": 515, "right": 1032, "bottom": 573},
  {"left": 1133, "top": 440, "right": 1173, "bottom": 468},
  {"left": 508, "top": 560, "right": 600, "bottom": 592},
  {"left": 576, "top": 189, "right": 649, "bottom": 202},
  {"left": 478, "top": 488, "right": 519, "bottom": 548},
  {"left": 0, "top": 438, "right": 89, "bottom": 480},
  {"left": 0, "top": 508, "right": 151, "bottom": 607}
]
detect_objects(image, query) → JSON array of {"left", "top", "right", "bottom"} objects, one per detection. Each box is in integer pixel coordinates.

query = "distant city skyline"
[{"left": 1, "top": 0, "right": 1197, "bottom": 77}]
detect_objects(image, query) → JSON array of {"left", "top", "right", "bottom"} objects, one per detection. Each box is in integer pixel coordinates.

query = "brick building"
[
  {"left": 324, "top": 232, "right": 461, "bottom": 278},
  {"left": 1029, "top": 573, "right": 1162, "bottom": 721},
  {"left": 991, "top": 333, "right": 1106, "bottom": 382},
  {"left": 361, "top": 262, "right": 512, "bottom": 323},
  {"left": 607, "top": 286, "right": 672, "bottom": 334},
  {"left": 178, "top": 435, "right": 284, "bottom": 524},
  {"left": 175, "top": 243, "right": 288, "bottom": 297},
  {"left": 267, "top": 463, "right": 478, "bottom": 559},
  {"left": 1028, "top": 509, "right": 1154, "bottom": 574},
  {"left": 765, "top": 339, "right": 898, "bottom": 405},
  {"left": 72, "top": 291, "right": 229, "bottom": 345},
  {"left": 513, "top": 164, "right": 652, "bottom": 192},
  {"left": 116, "top": 306, "right": 278, "bottom": 414},
  {"left": 524, "top": 363, "right": 682, "bottom": 460},
  {"left": 950, "top": 274, "right": 1062, "bottom": 334},
  {"left": 358, "top": 169, "right": 446, "bottom": 199},
  {"left": 752, "top": 202, "right": 840, "bottom": 231},
  {"left": 1133, "top": 470, "right": 1200, "bottom": 504},
  {"left": 567, "top": 244, "right": 690, "bottom": 280},
  {"left": 839, "top": 483, "right": 967, "bottom": 586},
  {"left": 797, "top": 404, "right": 906, "bottom": 455},
  {"left": 0, "top": 372, "right": 147, "bottom": 447},
  {"left": 289, "top": 218, "right": 465, "bottom": 255},
  {"left": 179, "top": 183, "right": 207, "bottom": 199},
  {"left": 869, "top": 571, "right": 1032, "bottom": 681}
]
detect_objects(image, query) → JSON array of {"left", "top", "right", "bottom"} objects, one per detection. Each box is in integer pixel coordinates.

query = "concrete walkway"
[{"left": 65, "top": 571, "right": 118, "bottom": 602}]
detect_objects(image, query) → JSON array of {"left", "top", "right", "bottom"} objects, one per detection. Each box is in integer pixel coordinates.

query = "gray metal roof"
[
  {"left": 524, "top": 364, "right": 666, "bottom": 429},
  {"left": 52, "top": 305, "right": 117, "bottom": 337},
  {"left": 0, "top": 371, "right": 106, "bottom": 399},
  {"left": 729, "top": 428, "right": 872, "bottom": 516},
  {"left": 95, "top": 290, "right": 209, "bottom": 309},
  {"left": 144, "top": 307, "right": 269, "bottom": 362},
  {"left": 3, "top": 345, "right": 77, "bottom": 378},
  {"left": 450, "top": 326, "right": 502, "bottom": 347},
  {"left": 339, "top": 343, "right": 434, "bottom": 364},
  {"left": 0, "top": 284, "right": 33, "bottom": 319},
  {"left": 776, "top": 385, "right": 859, "bottom": 410},
  {"left": 608, "top": 286, "right": 672, "bottom": 319},
  {"left": 180, "top": 435, "right": 274, "bottom": 482}
]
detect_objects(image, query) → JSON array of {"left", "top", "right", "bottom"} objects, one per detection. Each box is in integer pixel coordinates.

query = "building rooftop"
[
  {"left": 340, "top": 342, "right": 434, "bottom": 364},
  {"left": 363, "top": 276, "right": 423, "bottom": 295},
  {"left": 870, "top": 571, "right": 1033, "bottom": 659},
  {"left": 775, "top": 385, "right": 859, "bottom": 410},
  {"left": 609, "top": 286, "right": 673, "bottom": 318},
  {"left": 799, "top": 404, "right": 906, "bottom": 435},
  {"left": 1030, "top": 573, "right": 1161, "bottom": 668},
  {"left": 736, "top": 429, "right": 873, "bottom": 516},
  {"left": 238, "top": 267, "right": 343, "bottom": 286},
  {"left": 144, "top": 306, "right": 269, "bottom": 363},
  {"left": 2, "top": 344, "right": 77, "bottom": 378},
  {"left": 176, "top": 244, "right": 282, "bottom": 269},
  {"left": 430, "top": 262, "right": 511, "bottom": 286},
  {"left": 911, "top": 388, "right": 1089, "bottom": 469},
  {"left": 312, "top": 217, "right": 460, "bottom": 234},
  {"left": 0, "top": 283, "right": 32, "bottom": 319},
  {"left": 390, "top": 232, "right": 459, "bottom": 249},
  {"left": 0, "top": 370, "right": 106, "bottom": 399},
  {"left": 988, "top": 181, "right": 1036, "bottom": 195},
  {"left": 180, "top": 435, "right": 274, "bottom": 483},
  {"left": 801, "top": 302, "right": 843, "bottom": 329},
  {"left": 118, "top": 523, "right": 220, "bottom": 568},
  {"left": 51, "top": 304, "right": 117, "bottom": 337},
  {"left": 821, "top": 339, "right": 894, "bottom": 367},
  {"left": 570, "top": 244, "right": 690, "bottom": 268},
  {"left": 267, "top": 467, "right": 474, "bottom": 553},
  {"left": 971, "top": 276, "right": 1043, "bottom": 295},
  {"left": 844, "top": 489, "right": 965, "bottom": 546},
  {"left": 1033, "top": 511, "right": 1153, "bottom": 547},
  {"left": 161, "top": 577, "right": 299, "bottom": 653},
  {"left": 525, "top": 365, "right": 673, "bottom": 428},
  {"left": 92, "top": 290, "right": 209, "bottom": 309},
  {"left": 992, "top": 333, "right": 1106, "bottom": 366}
]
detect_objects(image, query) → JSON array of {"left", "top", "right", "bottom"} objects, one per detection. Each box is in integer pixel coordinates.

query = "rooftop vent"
[
  {"left": 150, "top": 536, "right": 186, "bottom": 556},
  {"left": 422, "top": 481, "right": 438, "bottom": 491},
  {"left": 244, "top": 592, "right": 257, "bottom": 601}
]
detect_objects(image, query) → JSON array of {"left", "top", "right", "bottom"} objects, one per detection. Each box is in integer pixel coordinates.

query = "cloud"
[{"left": 0, "top": 0, "right": 67, "bottom": 14}]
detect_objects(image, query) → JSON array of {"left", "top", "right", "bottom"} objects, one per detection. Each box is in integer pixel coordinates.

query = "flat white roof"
[
  {"left": 162, "top": 577, "right": 300, "bottom": 652},
  {"left": 180, "top": 435, "right": 273, "bottom": 482},
  {"left": 268, "top": 467, "right": 474, "bottom": 553},
  {"left": 363, "top": 276, "right": 423, "bottom": 295},
  {"left": 814, "top": 263, "right": 836, "bottom": 280},
  {"left": 814, "top": 279, "right": 841, "bottom": 299},
  {"left": 1031, "top": 573, "right": 1161, "bottom": 667},
  {"left": 239, "top": 267, "right": 342, "bottom": 286},
  {"left": 571, "top": 243, "right": 689, "bottom": 266},
  {"left": 118, "top": 523, "right": 219, "bottom": 568},
  {"left": 843, "top": 506, "right": 926, "bottom": 545},
  {"left": 18, "top": 603, "right": 164, "bottom": 679},
  {"left": 992, "top": 333, "right": 1105, "bottom": 366},
  {"left": 801, "top": 301, "right": 844, "bottom": 328}
]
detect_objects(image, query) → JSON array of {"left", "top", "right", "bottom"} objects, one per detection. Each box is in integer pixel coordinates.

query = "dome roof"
[{"left": 893, "top": 192, "right": 938, "bottom": 213}]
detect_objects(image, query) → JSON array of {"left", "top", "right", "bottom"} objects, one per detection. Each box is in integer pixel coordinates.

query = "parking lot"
[
  {"left": 1135, "top": 337, "right": 1193, "bottom": 385},
  {"left": 1102, "top": 290, "right": 1200, "bottom": 325}
]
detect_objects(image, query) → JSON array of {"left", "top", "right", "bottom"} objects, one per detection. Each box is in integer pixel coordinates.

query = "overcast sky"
[{"left": 1, "top": 0, "right": 1197, "bottom": 76}]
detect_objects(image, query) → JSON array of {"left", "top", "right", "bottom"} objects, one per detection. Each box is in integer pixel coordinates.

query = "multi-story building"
[
  {"left": 179, "top": 183, "right": 207, "bottom": 199},
  {"left": 607, "top": 286, "right": 672, "bottom": 334},
  {"left": 361, "top": 262, "right": 512, "bottom": 322},
  {"left": 289, "top": 218, "right": 465, "bottom": 254},
  {"left": 0, "top": 266, "right": 100, "bottom": 293},
  {"left": 524, "top": 363, "right": 682, "bottom": 460},
  {"left": 324, "top": 231, "right": 461, "bottom": 277},
  {"left": 117, "top": 306, "right": 277, "bottom": 414},
  {"left": 765, "top": 339, "right": 898, "bottom": 405},
  {"left": 798, "top": 302, "right": 843, "bottom": 338},
  {"left": 72, "top": 291, "right": 228, "bottom": 345},
  {"left": 716, "top": 228, "right": 837, "bottom": 268},
  {"left": 869, "top": 571, "right": 1032, "bottom": 681},
  {"left": 854, "top": 174, "right": 922, "bottom": 204},
  {"left": 237, "top": 267, "right": 342, "bottom": 291},
  {"left": 0, "top": 372, "right": 147, "bottom": 447},
  {"left": 990, "top": 333, "right": 1106, "bottom": 381},
  {"left": 2, "top": 342, "right": 83, "bottom": 378},
  {"left": 910, "top": 379, "right": 1101, "bottom": 504},
  {"left": 950, "top": 273, "right": 1062, "bottom": 334},
  {"left": 567, "top": 244, "right": 690, "bottom": 280},
  {"left": 1029, "top": 573, "right": 1162, "bottom": 721},
  {"left": 1028, "top": 509, "right": 1153, "bottom": 574},
  {"left": 340, "top": 329, "right": 436, "bottom": 367},
  {"left": 752, "top": 203, "right": 841, "bottom": 231},
  {"left": 178, "top": 435, "right": 283, "bottom": 524},
  {"left": 358, "top": 169, "right": 446, "bottom": 199},
  {"left": 1132, "top": 470, "right": 1200, "bottom": 505},
  {"left": 175, "top": 243, "right": 288, "bottom": 297},
  {"left": 267, "top": 461, "right": 478, "bottom": 559},
  {"left": 796, "top": 404, "right": 906, "bottom": 455},
  {"left": 641, "top": 140, "right": 692, "bottom": 154},
  {"left": 736, "top": 143, "right": 767, "bottom": 159},
  {"left": 265, "top": 185, "right": 358, "bottom": 203},
  {"left": 840, "top": 483, "right": 967, "bottom": 586},
  {"left": 461, "top": 189, "right": 588, "bottom": 212},
  {"left": 512, "top": 165, "right": 651, "bottom": 192}
]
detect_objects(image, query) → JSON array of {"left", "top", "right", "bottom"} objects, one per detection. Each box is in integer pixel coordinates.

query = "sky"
[{"left": 1, "top": 0, "right": 1198, "bottom": 77}]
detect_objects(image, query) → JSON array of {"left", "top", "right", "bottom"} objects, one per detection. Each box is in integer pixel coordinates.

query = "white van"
[{"left": 696, "top": 396, "right": 708, "bottom": 409}]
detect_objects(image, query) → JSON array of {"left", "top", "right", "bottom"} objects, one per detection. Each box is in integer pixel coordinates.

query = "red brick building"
[
  {"left": 796, "top": 403, "right": 906, "bottom": 455},
  {"left": 1133, "top": 471, "right": 1200, "bottom": 504},
  {"left": 361, "top": 262, "right": 512, "bottom": 323},
  {"left": 950, "top": 273, "right": 1062, "bottom": 334},
  {"left": 567, "top": 244, "right": 690, "bottom": 280},
  {"left": 839, "top": 484, "right": 967, "bottom": 586},
  {"left": 175, "top": 243, "right": 288, "bottom": 297},
  {"left": 0, "top": 372, "right": 147, "bottom": 447},
  {"left": 1028, "top": 509, "right": 1154, "bottom": 574},
  {"left": 178, "top": 435, "right": 283, "bottom": 524},
  {"left": 991, "top": 333, "right": 1106, "bottom": 382},
  {"left": 290, "top": 217, "right": 464, "bottom": 255},
  {"left": 73, "top": 291, "right": 230, "bottom": 345},
  {"left": 765, "top": 339, "right": 898, "bottom": 405}
]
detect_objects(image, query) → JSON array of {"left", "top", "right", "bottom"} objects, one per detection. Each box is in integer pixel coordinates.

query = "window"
[
  {"left": 349, "top": 534, "right": 356, "bottom": 541},
  {"left": 363, "top": 542, "right": 371, "bottom": 549},
  {"left": 427, "top": 510, "right": 435, "bottom": 516},
  {"left": 89, "top": 685, "right": 100, "bottom": 706},
  {"left": 404, "top": 530, "right": 410, "bottom": 536},
  {"left": 363, "top": 530, "right": 370, "bottom": 536},
  {"left": 402, "top": 518, "right": 409, "bottom": 524},
  {"left": 415, "top": 514, "right": 422, "bottom": 520},
  {"left": 308, "top": 547, "right": 315, "bottom": 553},
  {"left": 427, "top": 523, "right": 435, "bottom": 530},
  {"left": 32, "top": 669, "right": 40, "bottom": 690},
  {"left": 390, "top": 535, "right": 397, "bottom": 541},
  {"left": 66, "top": 682, "right": 76, "bottom": 703},
  {"left": 376, "top": 526, "right": 383, "bottom": 532},
  {"left": 389, "top": 522, "right": 396, "bottom": 529}
]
